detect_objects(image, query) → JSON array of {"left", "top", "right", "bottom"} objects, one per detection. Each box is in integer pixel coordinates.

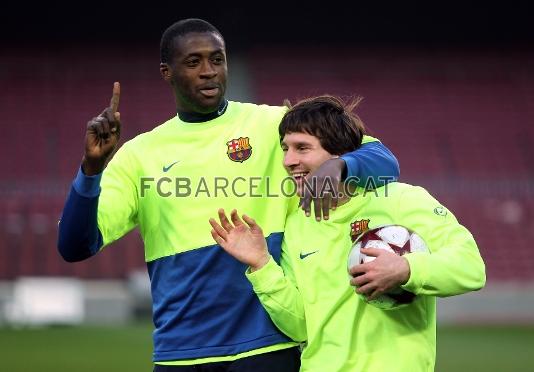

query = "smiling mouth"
[{"left": 292, "top": 172, "right": 309, "bottom": 183}]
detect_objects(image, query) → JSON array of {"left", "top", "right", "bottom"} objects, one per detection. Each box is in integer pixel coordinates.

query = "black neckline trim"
[{"left": 177, "top": 99, "right": 229, "bottom": 123}]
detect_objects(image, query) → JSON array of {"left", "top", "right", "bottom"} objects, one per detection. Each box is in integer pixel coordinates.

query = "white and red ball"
[{"left": 347, "top": 225, "right": 429, "bottom": 310}]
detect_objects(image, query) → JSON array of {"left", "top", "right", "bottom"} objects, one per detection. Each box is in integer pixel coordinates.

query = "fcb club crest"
[
  {"left": 227, "top": 137, "right": 252, "bottom": 163},
  {"left": 350, "top": 219, "right": 370, "bottom": 242}
]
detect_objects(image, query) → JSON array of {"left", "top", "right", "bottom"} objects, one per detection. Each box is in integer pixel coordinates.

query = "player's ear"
[{"left": 160, "top": 63, "right": 171, "bottom": 81}]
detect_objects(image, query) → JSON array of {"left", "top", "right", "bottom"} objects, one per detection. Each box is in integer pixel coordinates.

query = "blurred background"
[{"left": 1, "top": 2, "right": 533, "bottom": 371}]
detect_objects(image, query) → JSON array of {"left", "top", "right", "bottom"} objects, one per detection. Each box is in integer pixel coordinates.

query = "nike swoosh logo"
[
  {"left": 162, "top": 161, "right": 179, "bottom": 172},
  {"left": 299, "top": 250, "right": 319, "bottom": 259}
]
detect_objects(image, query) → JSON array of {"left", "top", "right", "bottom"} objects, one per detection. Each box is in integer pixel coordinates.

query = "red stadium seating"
[
  {"left": 1, "top": 46, "right": 533, "bottom": 281},
  {"left": 249, "top": 47, "right": 534, "bottom": 282}
]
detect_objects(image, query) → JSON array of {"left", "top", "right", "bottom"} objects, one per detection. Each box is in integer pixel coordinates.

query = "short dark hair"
[
  {"left": 279, "top": 95, "right": 366, "bottom": 155},
  {"left": 160, "top": 18, "right": 224, "bottom": 63}
]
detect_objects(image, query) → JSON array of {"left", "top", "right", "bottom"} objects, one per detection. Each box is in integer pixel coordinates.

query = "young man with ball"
[{"left": 210, "top": 95, "right": 486, "bottom": 371}]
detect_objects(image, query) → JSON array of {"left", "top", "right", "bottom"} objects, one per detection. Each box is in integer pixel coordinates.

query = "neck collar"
[{"left": 177, "top": 99, "right": 229, "bottom": 123}]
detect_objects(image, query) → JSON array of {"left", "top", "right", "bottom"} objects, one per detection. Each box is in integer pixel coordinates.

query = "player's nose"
[
  {"left": 199, "top": 60, "right": 217, "bottom": 78},
  {"left": 283, "top": 149, "right": 299, "bottom": 168}
]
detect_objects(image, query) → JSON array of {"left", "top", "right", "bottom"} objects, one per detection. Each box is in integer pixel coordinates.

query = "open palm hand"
[{"left": 209, "top": 209, "right": 270, "bottom": 271}]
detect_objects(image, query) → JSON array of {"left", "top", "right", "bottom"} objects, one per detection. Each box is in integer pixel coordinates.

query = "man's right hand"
[
  {"left": 82, "top": 82, "right": 121, "bottom": 176},
  {"left": 209, "top": 209, "right": 271, "bottom": 272}
]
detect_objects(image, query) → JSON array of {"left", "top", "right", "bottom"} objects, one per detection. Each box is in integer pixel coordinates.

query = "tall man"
[
  {"left": 210, "top": 96, "right": 486, "bottom": 371},
  {"left": 58, "top": 20, "right": 400, "bottom": 371}
]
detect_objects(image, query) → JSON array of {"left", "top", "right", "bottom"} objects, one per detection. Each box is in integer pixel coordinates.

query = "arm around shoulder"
[{"left": 340, "top": 138, "right": 400, "bottom": 188}]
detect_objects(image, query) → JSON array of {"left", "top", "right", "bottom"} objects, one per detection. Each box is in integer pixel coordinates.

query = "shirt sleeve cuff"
[
  {"left": 400, "top": 252, "right": 428, "bottom": 294},
  {"left": 246, "top": 256, "right": 284, "bottom": 293},
  {"left": 72, "top": 166, "right": 103, "bottom": 198}
]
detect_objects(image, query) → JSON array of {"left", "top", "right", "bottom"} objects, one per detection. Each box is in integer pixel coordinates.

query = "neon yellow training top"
[{"left": 247, "top": 182, "right": 486, "bottom": 372}]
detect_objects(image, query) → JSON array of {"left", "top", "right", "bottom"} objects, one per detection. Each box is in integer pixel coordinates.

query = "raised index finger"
[{"left": 109, "top": 82, "right": 120, "bottom": 113}]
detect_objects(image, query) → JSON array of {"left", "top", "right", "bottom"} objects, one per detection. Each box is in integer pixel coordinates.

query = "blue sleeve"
[
  {"left": 57, "top": 167, "right": 104, "bottom": 262},
  {"left": 340, "top": 141, "right": 400, "bottom": 188}
]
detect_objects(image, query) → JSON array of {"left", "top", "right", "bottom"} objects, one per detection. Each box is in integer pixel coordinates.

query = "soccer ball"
[{"left": 347, "top": 225, "right": 429, "bottom": 310}]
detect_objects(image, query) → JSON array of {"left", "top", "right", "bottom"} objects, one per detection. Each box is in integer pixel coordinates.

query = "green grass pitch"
[{"left": 0, "top": 323, "right": 533, "bottom": 371}]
